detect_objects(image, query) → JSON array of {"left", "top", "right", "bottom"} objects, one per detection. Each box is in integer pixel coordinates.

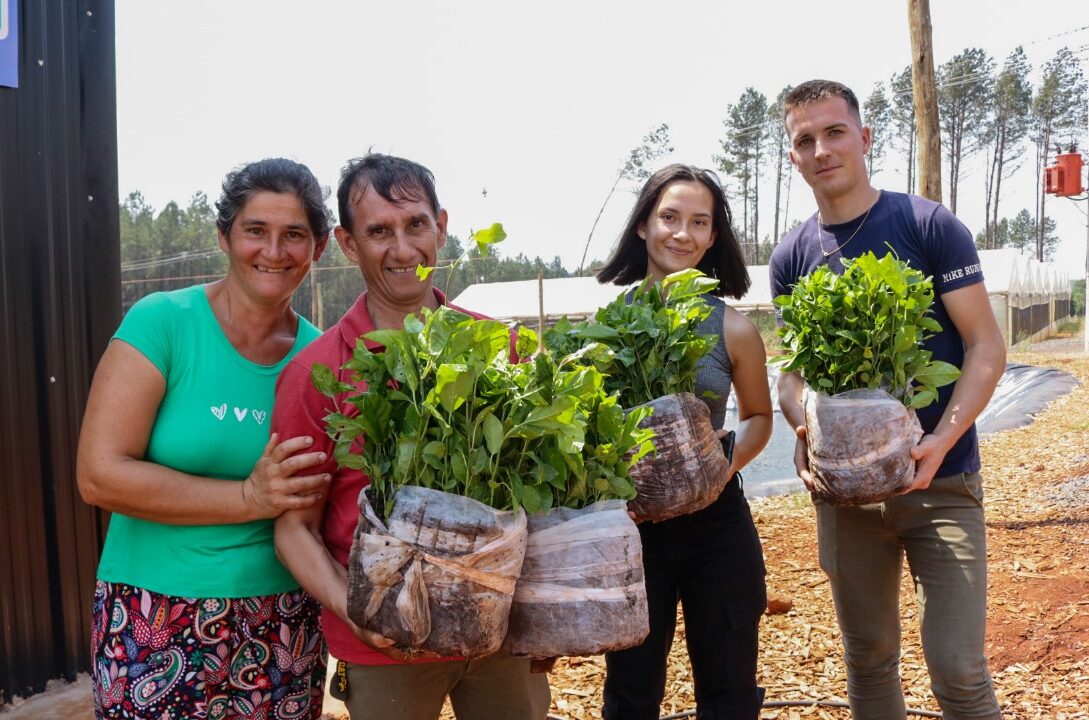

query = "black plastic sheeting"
[{"left": 975, "top": 362, "right": 1079, "bottom": 436}]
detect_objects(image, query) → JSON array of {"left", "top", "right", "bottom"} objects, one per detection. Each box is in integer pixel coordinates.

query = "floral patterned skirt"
[{"left": 91, "top": 580, "right": 326, "bottom": 719}]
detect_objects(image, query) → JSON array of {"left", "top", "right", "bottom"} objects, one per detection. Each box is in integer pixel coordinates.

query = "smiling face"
[
  {"left": 638, "top": 180, "right": 717, "bottom": 282},
  {"left": 217, "top": 191, "right": 326, "bottom": 306},
  {"left": 335, "top": 185, "right": 448, "bottom": 312},
  {"left": 786, "top": 96, "right": 872, "bottom": 205}
]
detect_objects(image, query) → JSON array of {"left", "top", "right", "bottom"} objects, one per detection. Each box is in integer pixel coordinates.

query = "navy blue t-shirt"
[{"left": 768, "top": 190, "right": 984, "bottom": 478}]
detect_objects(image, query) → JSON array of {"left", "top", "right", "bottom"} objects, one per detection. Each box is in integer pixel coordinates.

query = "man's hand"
[
  {"left": 903, "top": 433, "right": 950, "bottom": 494},
  {"left": 792, "top": 425, "right": 815, "bottom": 492},
  {"left": 896, "top": 282, "right": 1005, "bottom": 496},
  {"left": 347, "top": 621, "right": 410, "bottom": 662},
  {"left": 347, "top": 620, "right": 446, "bottom": 662}
]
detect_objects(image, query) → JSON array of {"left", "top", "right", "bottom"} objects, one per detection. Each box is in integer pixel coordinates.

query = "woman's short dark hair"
[
  {"left": 215, "top": 158, "right": 332, "bottom": 239},
  {"left": 596, "top": 164, "right": 751, "bottom": 299},
  {"left": 336, "top": 153, "right": 440, "bottom": 234}
]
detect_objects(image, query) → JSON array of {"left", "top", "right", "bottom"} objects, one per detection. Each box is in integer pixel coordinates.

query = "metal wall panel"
[{"left": 0, "top": 0, "right": 118, "bottom": 700}]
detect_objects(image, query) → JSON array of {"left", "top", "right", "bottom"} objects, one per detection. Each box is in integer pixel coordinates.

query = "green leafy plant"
[
  {"left": 311, "top": 307, "right": 654, "bottom": 518},
  {"left": 416, "top": 222, "right": 507, "bottom": 296},
  {"left": 770, "top": 251, "right": 961, "bottom": 409},
  {"left": 543, "top": 268, "right": 721, "bottom": 407}
]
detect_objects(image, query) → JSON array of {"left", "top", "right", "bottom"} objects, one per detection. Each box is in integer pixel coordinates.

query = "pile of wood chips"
[
  {"left": 332, "top": 350, "right": 1089, "bottom": 720},
  {"left": 544, "top": 350, "right": 1089, "bottom": 720}
]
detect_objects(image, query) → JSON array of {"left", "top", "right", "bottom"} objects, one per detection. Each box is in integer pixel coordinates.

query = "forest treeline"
[
  {"left": 120, "top": 44, "right": 1087, "bottom": 322},
  {"left": 118, "top": 191, "right": 574, "bottom": 326},
  {"left": 712, "top": 45, "right": 1086, "bottom": 263}
]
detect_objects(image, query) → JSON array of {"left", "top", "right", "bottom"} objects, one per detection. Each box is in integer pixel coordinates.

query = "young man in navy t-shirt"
[{"left": 770, "top": 80, "right": 1006, "bottom": 719}]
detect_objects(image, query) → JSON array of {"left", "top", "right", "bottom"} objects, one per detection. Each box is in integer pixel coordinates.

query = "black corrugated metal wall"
[{"left": 0, "top": 0, "right": 118, "bottom": 700}]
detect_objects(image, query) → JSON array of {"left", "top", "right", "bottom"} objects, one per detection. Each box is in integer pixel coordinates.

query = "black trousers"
[{"left": 603, "top": 477, "right": 767, "bottom": 720}]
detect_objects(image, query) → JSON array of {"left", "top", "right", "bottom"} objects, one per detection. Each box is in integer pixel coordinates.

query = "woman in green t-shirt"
[{"left": 78, "top": 158, "right": 333, "bottom": 719}]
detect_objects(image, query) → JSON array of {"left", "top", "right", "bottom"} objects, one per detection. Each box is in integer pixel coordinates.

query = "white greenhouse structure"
[
  {"left": 977, "top": 250, "right": 1072, "bottom": 346},
  {"left": 452, "top": 251, "right": 1072, "bottom": 348},
  {"left": 451, "top": 273, "right": 776, "bottom": 327}
]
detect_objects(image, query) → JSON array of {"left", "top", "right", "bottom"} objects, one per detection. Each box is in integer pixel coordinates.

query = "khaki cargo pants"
[
  {"left": 815, "top": 472, "right": 1001, "bottom": 720},
  {"left": 342, "top": 653, "right": 550, "bottom": 720}
]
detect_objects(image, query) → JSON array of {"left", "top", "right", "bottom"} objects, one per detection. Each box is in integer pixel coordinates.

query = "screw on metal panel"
[
  {"left": 88, "top": 195, "right": 94, "bottom": 202},
  {"left": 50, "top": 377, "right": 57, "bottom": 383}
]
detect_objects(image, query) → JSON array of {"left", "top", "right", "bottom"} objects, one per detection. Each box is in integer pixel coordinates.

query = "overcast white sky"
[{"left": 116, "top": 1, "right": 1089, "bottom": 278}]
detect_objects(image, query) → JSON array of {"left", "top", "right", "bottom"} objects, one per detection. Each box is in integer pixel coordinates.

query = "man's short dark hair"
[
  {"left": 337, "top": 153, "right": 440, "bottom": 233},
  {"left": 782, "top": 79, "right": 863, "bottom": 127}
]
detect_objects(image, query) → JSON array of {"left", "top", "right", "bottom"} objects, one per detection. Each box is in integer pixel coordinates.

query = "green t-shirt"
[{"left": 96, "top": 284, "right": 320, "bottom": 598}]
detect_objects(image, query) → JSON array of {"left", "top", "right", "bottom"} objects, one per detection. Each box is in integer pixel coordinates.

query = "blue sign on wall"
[{"left": 0, "top": 0, "right": 18, "bottom": 88}]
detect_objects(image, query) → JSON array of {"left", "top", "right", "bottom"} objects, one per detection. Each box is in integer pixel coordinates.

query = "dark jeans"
[{"left": 603, "top": 476, "right": 767, "bottom": 720}]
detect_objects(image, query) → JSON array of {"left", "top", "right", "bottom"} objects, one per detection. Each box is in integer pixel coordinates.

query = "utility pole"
[{"left": 908, "top": 0, "right": 942, "bottom": 202}]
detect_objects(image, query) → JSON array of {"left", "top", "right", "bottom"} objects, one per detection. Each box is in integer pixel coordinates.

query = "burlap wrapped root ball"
[
  {"left": 804, "top": 388, "right": 924, "bottom": 505},
  {"left": 346, "top": 485, "right": 527, "bottom": 658},
  {"left": 503, "top": 499, "right": 649, "bottom": 658},
  {"left": 626, "top": 392, "right": 731, "bottom": 522}
]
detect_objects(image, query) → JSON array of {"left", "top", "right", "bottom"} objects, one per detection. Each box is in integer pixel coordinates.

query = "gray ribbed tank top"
[{"left": 694, "top": 295, "right": 732, "bottom": 429}]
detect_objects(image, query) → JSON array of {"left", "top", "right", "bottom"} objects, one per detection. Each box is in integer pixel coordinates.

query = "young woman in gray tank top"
[{"left": 596, "top": 164, "right": 773, "bottom": 720}]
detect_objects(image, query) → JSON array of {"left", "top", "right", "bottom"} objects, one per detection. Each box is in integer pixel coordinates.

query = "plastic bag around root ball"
[
  {"left": 804, "top": 387, "right": 924, "bottom": 506},
  {"left": 502, "top": 500, "right": 649, "bottom": 658},
  {"left": 346, "top": 485, "right": 528, "bottom": 659},
  {"left": 626, "top": 392, "right": 731, "bottom": 522}
]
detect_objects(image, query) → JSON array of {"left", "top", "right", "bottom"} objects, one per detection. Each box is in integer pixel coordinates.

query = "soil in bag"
[
  {"left": 805, "top": 387, "right": 924, "bottom": 505},
  {"left": 627, "top": 392, "right": 731, "bottom": 522},
  {"left": 346, "top": 485, "right": 527, "bottom": 658},
  {"left": 503, "top": 500, "right": 649, "bottom": 658}
]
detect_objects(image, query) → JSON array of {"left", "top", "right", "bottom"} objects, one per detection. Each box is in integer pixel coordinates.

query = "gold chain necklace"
[{"left": 817, "top": 191, "right": 881, "bottom": 258}]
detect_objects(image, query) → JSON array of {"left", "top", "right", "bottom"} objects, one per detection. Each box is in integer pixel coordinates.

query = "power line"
[
  {"left": 121, "top": 247, "right": 221, "bottom": 271},
  {"left": 119, "top": 264, "right": 364, "bottom": 285},
  {"left": 121, "top": 253, "right": 363, "bottom": 274},
  {"left": 121, "top": 273, "right": 223, "bottom": 285},
  {"left": 722, "top": 69, "right": 998, "bottom": 144},
  {"left": 1022, "top": 24, "right": 1089, "bottom": 48}
]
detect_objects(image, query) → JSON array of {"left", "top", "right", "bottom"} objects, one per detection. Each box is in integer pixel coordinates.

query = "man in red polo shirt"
[{"left": 273, "top": 153, "right": 550, "bottom": 720}]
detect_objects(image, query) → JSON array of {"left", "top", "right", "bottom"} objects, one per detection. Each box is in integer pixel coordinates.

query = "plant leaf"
[
  {"left": 472, "top": 222, "right": 507, "bottom": 257},
  {"left": 311, "top": 363, "right": 353, "bottom": 397},
  {"left": 483, "top": 414, "right": 504, "bottom": 455}
]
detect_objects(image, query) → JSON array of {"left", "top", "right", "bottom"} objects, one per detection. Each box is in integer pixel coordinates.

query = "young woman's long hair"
[{"left": 596, "top": 164, "right": 750, "bottom": 299}]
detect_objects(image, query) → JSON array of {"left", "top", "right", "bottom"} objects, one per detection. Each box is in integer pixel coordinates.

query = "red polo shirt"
[{"left": 272, "top": 289, "right": 502, "bottom": 666}]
